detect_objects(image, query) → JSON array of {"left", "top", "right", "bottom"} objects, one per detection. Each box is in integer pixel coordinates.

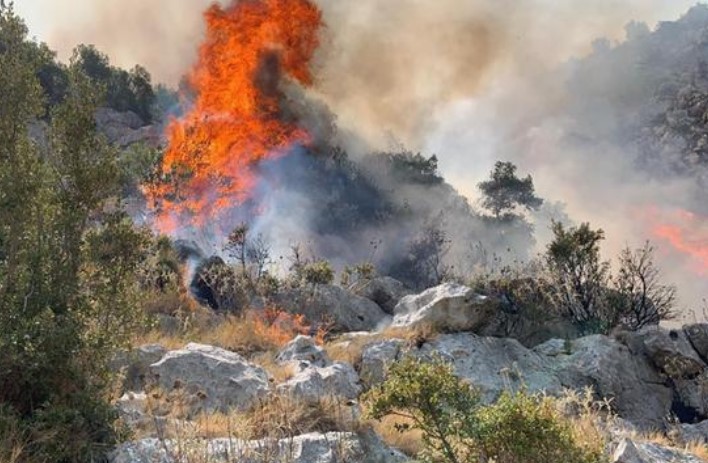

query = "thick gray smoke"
[{"left": 21, "top": 0, "right": 706, "bottom": 316}]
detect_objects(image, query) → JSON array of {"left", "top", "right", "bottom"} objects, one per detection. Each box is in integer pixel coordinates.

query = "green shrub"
[
  {"left": 301, "top": 260, "right": 335, "bottom": 286},
  {"left": 475, "top": 391, "right": 605, "bottom": 463},
  {"left": 365, "top": 356, "right": 480, "bottom": 463},
  {"left": 365, "top": 356, "right": 606, "bottom": 463}
]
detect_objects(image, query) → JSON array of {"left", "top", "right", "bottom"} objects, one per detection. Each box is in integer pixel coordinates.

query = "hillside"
[{"left": 0, "top": 2, "right": 707, "bottom": 463}]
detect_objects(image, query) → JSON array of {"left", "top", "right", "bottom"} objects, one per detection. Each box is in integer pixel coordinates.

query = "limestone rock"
[
  {"left": 393, "top": 283, "right": 497, "bottom": 332},
  {"left": 351, "top": 277, "right": 413, "bottom": 315},
  {"left": 277, "top": 362, "right": 361, "bottom": 403},
  {"left": 359, "top": 339, "right": 404, "bottom": 388},
  {"left": 149, "top": 343, "right": 269, "bottom": 413},
  {"left": 112, "top": 344, "right": 167, "bottom": 392},
  {"left": 634, "top": 327, "right": 706, "bottom": 378},
  {"left": 418, "top": 333, "right": 562, "bottom": 402},
  {"left": 111, "top": 432, "right": 409, "bottom": 463},
  {"left": 554, "top": 335, "right": 673, "bottom": 430},
  {"left": 277, "top": 285, "right": 389, "bottom": 332},
  {"left": 684, "top": 323, "right": 708, "bottom": 363},
  {"left": 276, "top": 335, "right": 330, "bottom": 367},
  {"left": 612, "top": 438, "right": 704, "bottom": 463}
]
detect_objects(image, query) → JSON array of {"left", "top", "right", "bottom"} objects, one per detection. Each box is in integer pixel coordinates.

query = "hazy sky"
[{"left": 15, "top": 0, "right": 698, "bottom": 85}]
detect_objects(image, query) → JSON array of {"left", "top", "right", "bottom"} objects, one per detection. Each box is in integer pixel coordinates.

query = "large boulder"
[
  {"left": 111, "top": 344, "right": 168, "bottom": 392},
  {"left": 351, "top": 277, "right": 413, "bottom": 315},
  {"left": 553, "top": 335, "right": 673, "bottom": 430},
  {"left": 684, "top": 323, "right": 708, "bottom": 363},
  {"left": 276, "top": 335, "right": 330, "bottom": 367},
  {"left": 677, "top": 420, "right": 708, "bottom": 444},
  {"left": 359, "top": 339, "right": 405, "bottom": 388},
  {"left": 112, "top": 432, "right": 409, "bottom": 463},
  {"left": 418, "top": 333, "right": 563, "bottom": 402},
  {"left": 149, "top": 343, "right": 269, "bottom": 413},
  {"left": 631, "top": 327, "right": 706, "bottom": 379},
  {"left": 277, "top": 362, "right": 361, "bottom": 403},
  {"left": 392, "top": 283, "right": 497, "bottom": 332},
  {"left": 277, "top": 285, "right": 389, "bottom": 332},
  {"left": 612, "top": 438, "right": 704, "bottom": 463}
]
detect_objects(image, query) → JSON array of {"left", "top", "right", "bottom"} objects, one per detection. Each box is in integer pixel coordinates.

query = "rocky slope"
[{"left": 111, "top": 281, "right": 708, "bottom": 462}]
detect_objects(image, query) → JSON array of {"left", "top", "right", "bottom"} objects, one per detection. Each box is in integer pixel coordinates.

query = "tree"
[
  {"left": 365, "top": 356, "right": 605, "bottom": 463},
  {"left": 611, "top": 242, "right": 676, "bottom": 330},
  {"left": 546, "top": 222, "right": 611, "bottom": 330},
  {"left": 478, "top": 161, "right": 543, "bottom": 218},
  {"left": 0, "top": 7, "right": 146, "bottom": 460},
  {"left": 365, "top": 356, "right": 481, "bottom": 463}
]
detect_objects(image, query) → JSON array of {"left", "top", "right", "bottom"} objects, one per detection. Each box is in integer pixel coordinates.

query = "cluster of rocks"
[{"left": 112, "top": 280, "right": 708, "bottom": 462}]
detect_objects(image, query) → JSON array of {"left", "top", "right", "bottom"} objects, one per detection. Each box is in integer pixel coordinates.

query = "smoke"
[
  {"left": 313, "top": 0, "right": 696, "bottom": 149},
  {"left": 20, "top": 0, "right": 228, "bottom": 84},
  {"left": 21, "top": 0, "right": 706, "bottom": 313}
]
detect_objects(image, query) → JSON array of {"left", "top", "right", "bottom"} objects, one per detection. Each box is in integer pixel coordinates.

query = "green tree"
[
  {"left": 546, "top": 221, "right": 611, "bottom": 330},
  {"left": 366, "top": 356, "right": 605, "bottom": 463},
  {"left": 365, "top": 356, "right": 481, "bottom": 463},
  {"left": 478, "top": 161, "right": 543, "bottom": 218},
  {"left": 0, "top": 6, "right": 147, "bottom": 461}
]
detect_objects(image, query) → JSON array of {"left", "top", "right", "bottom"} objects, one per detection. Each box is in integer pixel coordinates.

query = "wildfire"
[
  {"left": 147, "top": 0, "right": 322, "bottom": 233},
  {"left": 649, "top": 208, "right": 708, "bottom": 275}
]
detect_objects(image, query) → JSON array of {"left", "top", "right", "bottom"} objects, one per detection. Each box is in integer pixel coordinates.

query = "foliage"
[
  {"left": 365, "top": 356, "right": 481, "bottom": 463},
  {"left": 300, "top": 260, "right": 335, "bottom": 286},
  {"left": 0, "top": 6, "right": 147, "bottom": 461},
  {"left": 610, "top": 242, "right": 676, "bottom": 330},
  {"left": 546, "top": 222, "right": 612, "bottom": 332},
  {"left": 72, "top": 44, "right": 155, "bottom": 122},
  {"left": 366, "top": 356, "right": 606, "bottom": 463},
  {"left": 474, "top": 391, "right": 605, "bottom": 463},
  {"left": 340, "top": 262, "right": 376, "bottom": 287},
  {"left": 478, "top": 161, "right": 543, "bottom": 218}
]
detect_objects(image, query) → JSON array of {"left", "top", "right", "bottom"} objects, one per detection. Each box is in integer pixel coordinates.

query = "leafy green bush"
[
  {"left": 301, "top": 260, "right": 335, "bottom": 286},
  {"left": 475, "top": 391, "right": 605, "bottom": 463},
  {"left": 365, "top": 356, "right": 606, "bottom": 463},
  {"left": 0, "top": 7, "right": 148, "bottom": 461},
  {"left": 365, "top": 356, "right": 480, "bottom": 463}
]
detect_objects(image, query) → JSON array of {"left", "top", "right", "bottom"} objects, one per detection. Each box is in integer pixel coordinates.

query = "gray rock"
[
  {"left": 677, "top": 420, "right": 708, "bottom": 444},
  {"left": 111, "top": 431, "right": 409, "bottom": 463},
  {"left": 277, "top": 362, "right": 361, "bottom": 403},
  {"left": 418, "top": 333, "right": 563, "bottom": 402},
  {"left": 351, "top": 277, "right": 413, "bottom": 315},
  {"left": 359, "top": 339, "right": 404, "bottom": 388},
  {"left": 532, "top": 338, "right": 572, "bottom": 357},
  {"left": 685, "top": 323, "right": 708, "bottom": 363},
  {"left": 673, "top": 370, "right": 708, "bottom": 419},
  {"left": 393, "top": 283, "right": 497, "bottom": 332},
  {"left": 276, "top": 335, "right": 330, "bottom": 367},
  {"left": 277, "top": 285, "right": 389, "bottom": 332},
  {"left": 634, "top": 327, "right": 706, "bottom": 378},
  {"left": 116, "top": 392, "right": 148, "bottom": 428},
  {"left": 612, "top": 438, "right": 704, "bottom": 463},
  {"left": 149, "top": 343, "right": 269, "bottom": 413},
  {"left": 112, "top": 344, "right": 168, "bottom": 392},
  {"left": 554, "top": 335, "right": 673, "bottom": 430}
]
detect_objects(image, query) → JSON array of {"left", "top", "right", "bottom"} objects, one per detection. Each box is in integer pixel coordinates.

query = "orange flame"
[
  {"left": 147, "top": 0, "right": 322, "bottom": 233},
  {"left": 650, "top": 208, "right": 708, "bottom": 275}
]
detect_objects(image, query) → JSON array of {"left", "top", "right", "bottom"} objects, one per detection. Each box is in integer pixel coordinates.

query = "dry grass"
[
  {"left": 134, "top": 308, "right": 325, "bottom": 359},
  {"left": 324, "top": 323, "right": 438, "bottom": 368},
  {"left": 369, "top": 415, "right": 423, "bottom": 457},
  {"left": 136, "top": 390, "right": 360, "bottom": 443}
]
